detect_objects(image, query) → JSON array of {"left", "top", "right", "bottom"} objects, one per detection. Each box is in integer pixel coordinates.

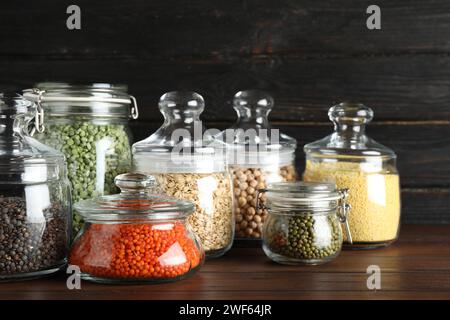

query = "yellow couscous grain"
[{"left": 303, "top": 161, "right": 400, "bottom": 243}]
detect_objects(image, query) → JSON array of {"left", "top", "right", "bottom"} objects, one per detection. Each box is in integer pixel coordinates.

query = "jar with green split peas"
[
  {"left": 23, "top": 84, "right": 138, "bottom": 235},
  {"left": 214, "top": 90, "right": 298, "bottom": 241},
  {"left": 0, "top": 93, "right": 71, "bottom": 281},
  {"left": 303, "top": 102, "right": 401, "bottom": 249},
  {"left": 260, "top": 182, "right": 352, "bottom": 265}
]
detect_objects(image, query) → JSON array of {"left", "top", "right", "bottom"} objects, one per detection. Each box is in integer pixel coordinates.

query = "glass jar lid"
[
  {"left": 22, "top": 83, "right": 138, "bottom": 131},
  {"left": 74, "top": 173, "right": 196, "bottom": 221},
  {"left": 0, "top": 93, "right": 65, "bottom": 181},
  {"left": 214, "top": 90, "right": 296, "bottom": 166},
  {"left": 260, "top": 181, "right": 352, "bottom": 243},
  {"left": 132, "top": 91, "right": 226, "bottom": 173},
  {"left": 304, "top": 102, "right": 396, "bottom": 160},
  {"left": 262, "top": 181, "right": 345, "bottom": 211}
]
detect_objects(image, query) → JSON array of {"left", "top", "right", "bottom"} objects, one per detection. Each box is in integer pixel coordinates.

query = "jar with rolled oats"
[
  {"left": 132, "top": 91, "right": 234, "bottom": 258},
  {"left": 214, "top": 90, "right": 298, "bottom": 241}
]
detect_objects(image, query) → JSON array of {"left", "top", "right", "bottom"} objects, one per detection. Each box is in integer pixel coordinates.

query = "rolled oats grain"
[{"left": 154, "top": 173, "right": 234, "bottom": 254}]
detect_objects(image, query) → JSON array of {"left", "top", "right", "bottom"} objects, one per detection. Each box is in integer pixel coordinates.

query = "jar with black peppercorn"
[
  {"left": 0, "top": 93, "right": 71, "bottom": 281},
  {"left": 259, "top": 181, "right": 352, "bottom": 265},
  {"left": 214, "top": 90, "right": 297, "bottom": 241}
]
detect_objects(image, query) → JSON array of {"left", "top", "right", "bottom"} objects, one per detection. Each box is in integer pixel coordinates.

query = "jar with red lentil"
[
  {"left": 69, "top": 173, "right": 204, "bottom": 284},
  {"left": 214, "top": 90, "right": 298, "bottom": 240}
]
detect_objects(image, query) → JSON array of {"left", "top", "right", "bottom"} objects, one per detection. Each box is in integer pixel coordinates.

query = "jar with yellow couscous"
[{"left": 303, "top": 102, "right": 401, "bottom": 249}]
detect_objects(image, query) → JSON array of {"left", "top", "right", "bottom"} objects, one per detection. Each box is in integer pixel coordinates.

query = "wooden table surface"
[{"left": 1, "top": 225, "right": 449, "bottom": 300}]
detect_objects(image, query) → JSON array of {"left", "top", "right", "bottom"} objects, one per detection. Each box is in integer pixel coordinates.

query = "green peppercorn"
[
  {"left": 35, "top": 120, "right": 132, "bottom": 235},
  {"left": 267, "top": 212, "right": 342, "bottom": 262}
]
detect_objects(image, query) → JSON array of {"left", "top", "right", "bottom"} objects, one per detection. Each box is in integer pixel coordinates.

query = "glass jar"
[
  {"left": 303, "top": 102, "right": 401, "bottom": 249},
  {"left": 0, "top": 93, "right": 71, "bottom": 281},
  {"left": 70, "top": 173, "right": 204, "bottom": 284},
  {"left": 215, "top": 90, "right": 297, "bottom": 240},
  {"left": 23, "top": 83, "right": 138, "bottom": 235},
  {"left": 132, "top": 91, "right": 234, "bottom": 258},
  {"left": 260, "top": 182, "right": 351, "bottom": 265}
]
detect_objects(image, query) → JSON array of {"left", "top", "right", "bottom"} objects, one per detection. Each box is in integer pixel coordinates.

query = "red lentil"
[{"left": 70, "top": 222, "right": 202, "bottom": 279}]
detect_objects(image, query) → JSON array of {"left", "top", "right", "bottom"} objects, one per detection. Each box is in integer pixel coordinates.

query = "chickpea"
[
  {"left": 232, "top": 164, "right": 297, "bottom": 239},
  {"left": 238, "top": 173, "right": 247, "bottom": 182},
  {"left": 240, "top": 182, "right": 249, "bottom": 190}
]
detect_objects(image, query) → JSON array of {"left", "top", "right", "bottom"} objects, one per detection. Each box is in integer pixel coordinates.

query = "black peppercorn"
[{"left": 0, "top": 196, "right": 69, "bottom": 277}]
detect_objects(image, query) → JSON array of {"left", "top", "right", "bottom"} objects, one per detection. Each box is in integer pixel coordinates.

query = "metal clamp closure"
[
  {"left": 24, "top": 88, "right": 139, "bottom": 121},
  {"left": 32, "top": 88, "right": 46, "bottom": 135},
  {"left": 338, "top": 188, "right": 353, "bottom": 244},
  {"left": 129, "top": 95, "right": 139, "bottom": 119},
  {"left": 255, "top": 189, "right": 267, "bottom": 211}
]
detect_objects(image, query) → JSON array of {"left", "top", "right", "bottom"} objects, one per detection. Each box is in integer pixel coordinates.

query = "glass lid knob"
[
  {"left": 159, "top": 91, "right": 205, "bottom": 119},
  {"left": 233, "top": 90, "right": 274, "bottom": 113},
  {"left": 114, "top": 173, "right": 156, "bottom": 192},
  {"left": 328, "top": 102, "right": 374, "bottom": 125}
]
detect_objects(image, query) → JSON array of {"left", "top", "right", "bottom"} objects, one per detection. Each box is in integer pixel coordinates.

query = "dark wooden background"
[{"left": 1, "top": 0, "right": 449, "bottom": 224}]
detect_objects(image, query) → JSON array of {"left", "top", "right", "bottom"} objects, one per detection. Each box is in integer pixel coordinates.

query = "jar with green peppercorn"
[
  {"left": 23, "top": 84, "right": 138, "bottom": 235},
  {"left": 259, "top": 182, "right": 352, "bottom": 265}
]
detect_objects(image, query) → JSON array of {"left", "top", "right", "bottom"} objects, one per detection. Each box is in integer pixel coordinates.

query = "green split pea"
[{"left": 35, "top": 121, "right": 132, "bottom": 234}]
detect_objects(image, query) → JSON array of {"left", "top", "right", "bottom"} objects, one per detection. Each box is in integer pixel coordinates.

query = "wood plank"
[
  {"left": 402, "top": 189, "right": 450, "bottom": 224},
  {"left": 1, "top": 273, "right": 450, "bottom": 300},
  {"left": 1, "top": 56, "right": 450, "bottom": 121},
  {"left": 130, "top": 121, "right": 450, "bottom": 189},
  {"left": 1, "top": 226, "right": 450, "bottom": 300},
  {"left": 1, "top": 0, "right": 449, "bottom": 58}
]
